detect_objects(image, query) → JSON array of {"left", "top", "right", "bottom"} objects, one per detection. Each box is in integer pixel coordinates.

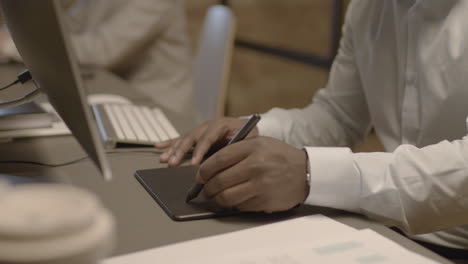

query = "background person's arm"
[
  {"left": 0, "top": 0, "right": 182, "bottom": 68},
  {"left": 69, "top": 0, "right": 180, "bottom": 72}
]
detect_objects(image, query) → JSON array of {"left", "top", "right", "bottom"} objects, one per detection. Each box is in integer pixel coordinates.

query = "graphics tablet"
[{"left": 135, "top": 166, "right": 242, "bottom": 221}]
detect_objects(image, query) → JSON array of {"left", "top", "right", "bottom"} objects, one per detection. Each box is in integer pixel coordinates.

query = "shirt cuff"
[
  {"left": 256, "top": 112, "right": 284, "bottom": 140},
  {"left": 304, "top": 146, "right": 361, "bottom": 212}
]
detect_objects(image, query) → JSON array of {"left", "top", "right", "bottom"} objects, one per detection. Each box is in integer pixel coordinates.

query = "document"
[
  {"left": 104, "top": 215, "right": 357, "bottom": 264},
  {"left": 190, "top": 230, "right": 437, "bottom": 264},
  {"left": 104, "top": 215, "right": 437, "bottom": 264}
]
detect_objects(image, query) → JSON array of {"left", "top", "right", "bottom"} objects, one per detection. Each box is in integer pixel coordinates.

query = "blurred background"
[
  {"left": 186, "top": 0, "right": 381, "bottom": 152},
  {"left": 0, "top": 0, "right": 381, "bottom": 152},
  {"left": 188, "top": 0, "right": 336, "bottom": 117}
]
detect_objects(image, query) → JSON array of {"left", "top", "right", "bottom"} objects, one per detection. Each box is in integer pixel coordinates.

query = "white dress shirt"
[{"left": 257, "top": 0, "right": 468, "bottom": 249}]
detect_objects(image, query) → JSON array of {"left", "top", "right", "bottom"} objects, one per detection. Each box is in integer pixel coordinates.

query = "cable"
[
  {"left": 0, "top": 156, "right": 89, "bottom": 168},
  {"left": 16, "top": 70, "right": 33, "bottom": 84},
  {"left": 0, "top": 149, "right": 165, "bottom": 168},
  {"left": 0, "top": 69, "right": 41, "bottom": 109},
  {"left": 0, "top": 79, "right": 20, "bottom": 92},
  {"left": 0, "top": 70, "right": 33, "bottom": 91}
]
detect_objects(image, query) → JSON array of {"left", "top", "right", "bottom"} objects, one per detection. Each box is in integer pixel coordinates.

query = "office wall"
[{"left": 186, "top": 0, "right": 333, "bottom": 116}]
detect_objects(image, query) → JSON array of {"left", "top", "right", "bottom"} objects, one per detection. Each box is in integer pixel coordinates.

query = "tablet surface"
[{"left": 135, "top": 166, "right": 241, "bottom": 221}]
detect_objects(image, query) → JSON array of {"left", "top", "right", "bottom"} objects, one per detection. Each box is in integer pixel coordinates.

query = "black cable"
[
  {"left": 16, "top": 70, "right": 33, "bottom": 84},
  {"left": 0, "top": 70, "right": 33, "bottom": 92},
  {"left": 0, "top": 149, "right": 165, "bottom": 168},
  {"left": 0, "top": 69, "right": 41, "bottom": 109},
  {"left": 0, "top": 79, "right": 20, "bottom": 91},
  {"left": 0, "top": 157, "right": 90, "bottom": 167}
]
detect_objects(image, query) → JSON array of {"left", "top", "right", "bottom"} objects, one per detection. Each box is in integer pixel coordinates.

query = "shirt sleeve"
[
  {"left": 69, "top": 0, "right": 177, "bottom": 71},
  {"left": 257, "top": 0, "right": 371, "bottom": 149},
  {"left": 305, "top": 137, "right": 468, "bottom": 235}
]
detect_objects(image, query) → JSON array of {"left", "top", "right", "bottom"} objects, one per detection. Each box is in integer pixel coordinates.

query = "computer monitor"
[{"left": 0, "top": 0, "right": 112, "bottom": 180}]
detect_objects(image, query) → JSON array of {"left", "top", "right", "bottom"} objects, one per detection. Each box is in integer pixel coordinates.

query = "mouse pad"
[{"left": 135, "top": 166, "right": 242, "bottom": 221}]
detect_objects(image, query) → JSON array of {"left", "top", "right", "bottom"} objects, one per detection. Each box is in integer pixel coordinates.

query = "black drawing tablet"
[{"left": 135, "top": 166, "right": 241, "bottom": 221}]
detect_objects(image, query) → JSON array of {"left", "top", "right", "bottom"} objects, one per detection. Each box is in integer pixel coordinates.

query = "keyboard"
[{"left": 91, "top": 103, "right": 179, "bottom": 148}]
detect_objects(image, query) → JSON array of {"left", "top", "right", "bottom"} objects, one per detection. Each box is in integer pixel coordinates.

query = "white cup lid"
[{"left": 0, "top": 184, "right": 115, "bottom": 262}]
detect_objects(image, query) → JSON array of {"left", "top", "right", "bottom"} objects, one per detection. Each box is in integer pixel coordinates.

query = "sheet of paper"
[
  {"left": 189, "top": 230, "right": 438, "bottom": 264},
  {"left": 104, "top": 215, "right": 358, "bottom": 264}
]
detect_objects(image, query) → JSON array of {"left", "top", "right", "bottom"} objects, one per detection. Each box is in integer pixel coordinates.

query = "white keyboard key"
[
  {"left": 132, "top": 106, "right": 160, "bottom": 142},
  {"left": 152, "top": 108, "right": 179, "bottom": 139},
  {"left": 141, "top": 107, "right": 169, "bottom": 141},
  {"left": 103, "top": 104, "right": 125, "bottom": 140},
  {"left": 122, "top": 105, "right": 148, "bottom": 142},
  {"left": 111, "top": 104, "right": 137, "bottom": 140},
  {"left": 96, "top": 103, "right": 179, "bottom": 146}
]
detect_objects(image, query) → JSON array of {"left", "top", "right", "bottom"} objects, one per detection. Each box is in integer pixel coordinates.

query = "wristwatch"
[{"left": 303, "top": 148, "right": 311, "bottom": 188}]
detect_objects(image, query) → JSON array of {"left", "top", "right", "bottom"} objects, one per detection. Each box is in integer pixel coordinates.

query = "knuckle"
[
  {"left": 174, "top": 149, "right": 184, "bottom": 159},
  {"left": 253, "top": 174, "right": 270, "bottom": 189},
  {"left": 216, "top": 192, "right": 234, "bottom": 206},
  {"left": 172, "top": 139, "right": 182, "bottom": 149},
  {"left": 184, "top": 134, "right": 196, "bottom": 145},
  {"left": 204, "top": 135, "right": 217, "bottom": 146},
  {"left": 165, "top": 146, "right": 176, "bottom": 156},
  {"left": 212, "top": 153, "right": 226, "bottom": 166},
  {"left": 209, "top": 177, "right": 225, "bottom": 192},
  {"left": 203, "top": 185, "right": 215, "bottom": 198},
  {"left": 175, "top": 140, "right": 192, "bottom": 155},
  {"left": 253, "top": 137, "right": 266, "bottom": 146},
  {"left": 198, "top": 164, "right": 211, "bottom": 182},
  {"left": 218, "top": 120, "right": 231, "bottom": 133},
  {"left": 247, "top": 161, "right": 264, "bottom": 176}
]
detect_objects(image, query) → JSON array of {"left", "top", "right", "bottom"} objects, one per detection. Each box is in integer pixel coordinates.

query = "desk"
[{"left": 0, "top": 67, "right": 452, "bottom": 263}]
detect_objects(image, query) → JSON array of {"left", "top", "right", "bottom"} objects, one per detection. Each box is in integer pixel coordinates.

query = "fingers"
[
  {"left": 203, "top": 159, "right": 252, "bottom": 198},
  {"left": 196, "top": 140, "right": 253, "bottom": 184},
  {"left": 159, "top": 138, "right": 181, "bottom": 164},
  {"left": 168, "top": 136, "right": 198, "bottom": 167},
  {"left": 157, "top": 139, "right": 177, "bottom": 162},
  {"left": 154, "top": 139, "right": 175, "bottom": 149},
  {"left": 236, "top": 197, "right": 264, "bottom": 212},
  {"left": 210, "top": 180, "right": 258, "bottom": 209},
  {"left": 191, "top": 123, "right": 230, "bottom": 165},
  {"left": 158, "top": 118, "right": 248, "bottom": 167},
  {"left": 159, "top": 124, "right": 207, "bottom": 166}
]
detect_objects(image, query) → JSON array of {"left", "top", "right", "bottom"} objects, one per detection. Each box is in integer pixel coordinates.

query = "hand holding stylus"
[
  {"left": 185, "top": 114, "right": 261, "bottom": 202},
  {"left": 156, "top": 114, "right": 310, "bottom": 213}
]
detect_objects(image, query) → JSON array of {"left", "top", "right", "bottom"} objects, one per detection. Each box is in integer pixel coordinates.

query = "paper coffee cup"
[{"left": 0, "top": 184, "right": 115, "bottom": 264}]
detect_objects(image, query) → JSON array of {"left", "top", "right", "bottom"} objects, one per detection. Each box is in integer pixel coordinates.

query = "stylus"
[{"left": 185, "top": 113, "right": 261, "bottom": 203}]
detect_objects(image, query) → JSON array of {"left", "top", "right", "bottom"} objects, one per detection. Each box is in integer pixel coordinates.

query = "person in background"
[
  {"left": 0, "top": 0, "right": 195, "bottom": 119},
  {"left": 157, "top": 0, "right": 468, "bottom": 262}
]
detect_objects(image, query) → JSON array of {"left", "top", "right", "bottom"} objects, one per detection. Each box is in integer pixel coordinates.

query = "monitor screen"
[{"left": 0, "top": 0, "right": 111, "bottom": 180}]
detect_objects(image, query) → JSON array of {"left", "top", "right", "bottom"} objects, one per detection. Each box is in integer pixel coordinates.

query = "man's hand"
[
  {"left": 156, "top": 118, "right": 259, "bottom": 167},
  {"left": 197, "top": 137, "right": 309, "bottom": 213}
]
